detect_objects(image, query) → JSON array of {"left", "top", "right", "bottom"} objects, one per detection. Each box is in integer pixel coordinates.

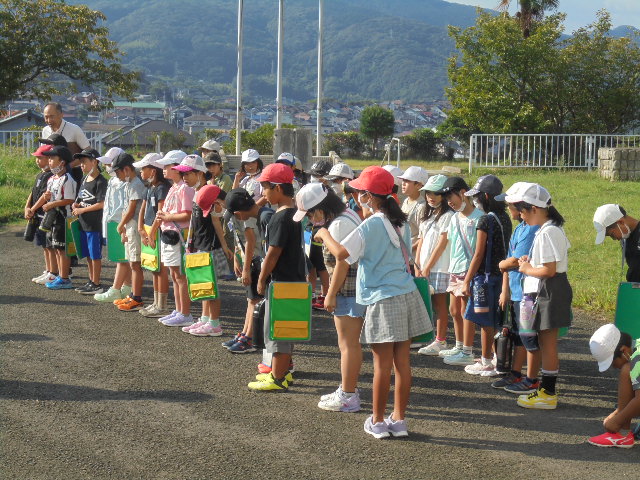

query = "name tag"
[{"left": 151, "top": 196, "right": 157, "bottom": 207}]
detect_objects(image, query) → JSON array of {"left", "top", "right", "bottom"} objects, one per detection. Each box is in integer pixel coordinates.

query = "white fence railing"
[
  {"left": 0, "top": 130, "right": 104, "bottom": 154},
  {"left": 468, "top": 134, "right": 640, "bottom": 172}
]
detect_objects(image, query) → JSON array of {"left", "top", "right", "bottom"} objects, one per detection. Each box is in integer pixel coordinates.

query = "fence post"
[{"left": 468, "top": 134, "right": 476, "bottom": 173}]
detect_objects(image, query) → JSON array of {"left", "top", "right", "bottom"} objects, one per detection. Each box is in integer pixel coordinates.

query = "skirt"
[
  {"left": 534, "top": 272, "right": 573, "bottom": 331},
  {"left": 361, "top": 289, "right": 432, "bottom": 344},
  {"left": 429, "top": 271, "right": 450, "bottom": 295}
]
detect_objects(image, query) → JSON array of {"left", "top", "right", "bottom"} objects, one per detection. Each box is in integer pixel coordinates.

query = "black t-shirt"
[
  {"left": 265, "top": 207, "right": 306, "bottom": 282},
  {"left": 76, "top": 174, "right": 108, "bottom": 232},
  {"left": 476, "top": 209, "right": 512, "bottom": 276},
  {"left": 191, "top": 202, "right": 221, "bottom": 252},
  {"left": 625, "top": 223, "right": 640, "bottom": 282},
  {"left": 144, "top": 181, "right": 171, "bottom": 226},
  {"left": 31, "top": 170, "right": 53, "bottom": 218},
  {"left": 70, "top": 166, "right": 83, "bottom": 187}
]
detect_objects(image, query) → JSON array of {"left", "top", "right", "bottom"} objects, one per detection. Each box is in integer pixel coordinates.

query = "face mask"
[
  {"left": 310, "top": 176, "right": 320, "bottom": 183},
  {"left": 618, "top": 223, "right": 631, "bottom": 240},
  {"left": 194, "top": 180, "right": 201, "bottom": 189},
  {"left": 454, "top": 201, "right": 466, "bottom": 213},
  {"left": 106, "top": 166, "right": 115, "bottom": 176},
  {"left": 51, "top": 165, "right": 63, "bottom": 175},
  {"left": 331, "top": 183, "right": 343, "bottom": 196},
  {"left": 473, "top": 199, "right": 484, "bottom": 212},
  {"left": 358, "top": 193, "right": 371, "bottom": 210}
]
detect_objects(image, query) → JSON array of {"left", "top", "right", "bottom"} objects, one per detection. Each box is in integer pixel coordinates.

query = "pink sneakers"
[
  {"left": 189, "top": 323, "right": 223, "bottom": 337},
  {"left": 182, "top": 321, "right": 206, "bottom": 333},
  {"left": 588, "top": 432, "right": 634, "bottom": 448}
]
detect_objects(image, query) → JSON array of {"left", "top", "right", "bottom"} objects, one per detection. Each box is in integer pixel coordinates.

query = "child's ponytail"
[
  {"left": 372, "top": 193, "right": 407, "bottom": 228},
  {"left": 547, "top": 205, "right": 565, "bottom": 227}
]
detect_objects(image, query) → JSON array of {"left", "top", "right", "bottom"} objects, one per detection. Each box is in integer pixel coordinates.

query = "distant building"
[
  {"left": 102, "top": 119, "right": 194, "bottom": 151},
  {"left": 0, "top": 110, "right": 45, "bottom": 131},
  {"left": 112, "top": 101, "right": 167, "bottom": 121},
  {"left": 183, "top": 114, "right": 228, "bottom": 134}
]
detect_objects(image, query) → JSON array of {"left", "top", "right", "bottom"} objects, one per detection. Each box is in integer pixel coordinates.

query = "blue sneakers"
[{"left": 45, "top": 276, "right": 73, "bottom": 290}]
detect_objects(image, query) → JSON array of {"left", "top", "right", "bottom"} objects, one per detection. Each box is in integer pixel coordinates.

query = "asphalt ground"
[{"left": 0, "top": 225, "right": 637, "bottom": 479}]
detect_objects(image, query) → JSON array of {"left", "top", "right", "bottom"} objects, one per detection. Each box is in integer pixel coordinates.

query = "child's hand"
[
  {"left": 323, "top": 293, "right": 336, "bottom": 313},
  {"left": 156, "top": 211, "right": 167, "bottom": 222},
  {"left": 223, "top": 246, "right": 233, "bottom": 261},
  {"left": 234, "top": 171, "right": 246, "bottom": 182},
  {"left": 257, "top": 278, "right": 266, "bottom": 295},
  {"left": 116, "top": 223, "right": 125, "bottom": 235},
  {"left": 603, "top": 413, "right": 623, "bottom": 433},
  {"left": 499, "top": 292, "right": 509, "bottom": 310},
  {"left": 42, "top": 203, "right": 52, "bottom": 212},
  {"left": 43, "top": 191, "right": 52, "bottom": 202},
  {"left": 462, "top": 280, "right": 471, "bottom": 297},
  {"left": 24, "top": 207, "right": 33, "bottom": 219},
  {"left": 241, "top": 269, "right": 251, "bottom": 286},
  {"left": 518, "top": 260, "right": 531, "bottom": 275},
  {"left": 421, "top": 267, "right": 431, "bottom": 278},
  {"left": 313, "top": 228, "right": 328, "bottom": 243},
  {"left": 149, "top": 235, "right": 156, "bottom": 249}
]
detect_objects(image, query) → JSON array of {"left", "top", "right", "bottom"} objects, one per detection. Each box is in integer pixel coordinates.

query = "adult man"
[{"left": 41, "top": 102, "right": 90, "bottom": 155}]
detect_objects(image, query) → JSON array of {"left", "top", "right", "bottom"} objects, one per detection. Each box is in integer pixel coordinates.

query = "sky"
[{"left": 450, "top": 0, "right": 640, "bottom": 32}]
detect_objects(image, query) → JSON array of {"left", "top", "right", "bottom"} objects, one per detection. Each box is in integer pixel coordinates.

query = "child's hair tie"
[{"left": 386, "top": 194, "right": 394, "bottom": 200}]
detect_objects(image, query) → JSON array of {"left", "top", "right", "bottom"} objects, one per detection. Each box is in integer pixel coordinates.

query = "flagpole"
[
  {"left": 276, "top": 0, "right": 284, "bottom": 129},
  {"left": 316, "top": 0, "right": 324, "bottom": 156},
  {"left": 235, "top": 0, "right": 244, "bottom": 155}
]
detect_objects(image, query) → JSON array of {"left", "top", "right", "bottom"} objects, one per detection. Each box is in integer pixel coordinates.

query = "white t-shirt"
[
  {"left": 328, "top": 208, "right": 361, "bottom": 243},
  {"left": 42, "top": 120, "right": 90, "bottom": 150},
  {"left": 523, "top": 220, "right": 571, "bottom": 293},
  {"left": 417, "top": 210, "right": 454, "bottom": 273},
  {"left": 401, "top": 197, "right": 425, "bottom": 246},
  {"left": 47, "top": 173, "right": 77, "bottom": 216}
]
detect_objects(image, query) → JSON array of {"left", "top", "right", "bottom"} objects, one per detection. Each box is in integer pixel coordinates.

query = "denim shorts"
[{"left": 334, "top": 295, "right": 366, "bottom": 318}]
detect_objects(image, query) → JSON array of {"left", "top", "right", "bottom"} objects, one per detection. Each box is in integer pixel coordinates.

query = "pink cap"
[{"left": 32, "top": 144, "right": 53, "bottom": 157}]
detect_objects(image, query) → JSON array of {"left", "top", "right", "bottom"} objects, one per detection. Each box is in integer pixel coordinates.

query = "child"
[
  {"left": 224, "top": 188, "right": 274, "bottom": 353},
  {"left": 111, "top": 152, "right": 147, "bottom": 311},
  {"left": 495, "top": 182, "right": 542, "bottom": 393},
  {"left": 593, "top": 204, "right": 640, "bottom": 282},
  {"left": 588, "top": 324, "right": 638, "bottom": 448},
  {"left": 71, "top": 148, "right": 107, "bottom": 294},
  {"left": 135, "top": 153, "right": 171, "bottom": 317},
  {"left": 398, "top": 166, "right": 429, "bottom": 254},
  {"left": 294, "top": 183, "right": 365, "bottom": 412},
  {"left": 415, "top": 175, "right": 455, "bottom": 356},
  {"left": 40, "top": 146, "right": 77, "bottom": 289},
  {"left": 247, "top": 163, "right": 306, "bottom": 391},
  {"left": 26, "top": 144, "right": 55, "bottom": 284},
  {"left": 156, "top": 150, "right": 195, "bottom": 327},
  {"left": 232, "top": 149, "right": 264, "bottom": 204},
  {"left": 507, "top": 183, "right": 572, "bottom": 409},
  {"left": 437, "top": 177, "right": 483, "bottom": 366},
  {"left": 317, "top": 166, "right": 432, "bottom": 438},
  {"left": 275, "top": 152, "right": 302, "bottom": 194},
  {"left": 460, "top": 175, "right": 512, "bottom": 376},
  {"left": 204, "top": 152, "right": 232, "bottom": 192},
  {"left": 324, "top": 162, "right": 355, "bottom": 201}
]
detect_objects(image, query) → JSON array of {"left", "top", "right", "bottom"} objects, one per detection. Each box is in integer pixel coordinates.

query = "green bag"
[
  {"left": 184, "top": 251, "right": 218, "bottom": 301},
  {"left": 65, "top": 217, "right": 85, "bottom": 259},
  {"left": 141, "top": 225, "right": 161, "bottom": 272},
  {"left": 412, "top": 277, "right": 435, "bottom": 344},
  {"left": 268, "top": 282, "right": 312, "bottom": 342},
  {"left": 615, "top": 282, "right": 640, "bottom": 340},
  {"left": 106, "top": 221, "right": 127, "bottom": 263}
]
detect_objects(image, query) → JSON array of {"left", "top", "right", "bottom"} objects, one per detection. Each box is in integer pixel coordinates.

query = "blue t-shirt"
[
  {"left": 342, "top": 215, "right": 416, "bottom": 305},
  {"left": 508, "top": 221, "right": 539, "bottom": 301}
]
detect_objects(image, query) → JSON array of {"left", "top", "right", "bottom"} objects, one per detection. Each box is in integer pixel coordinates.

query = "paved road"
[{"left": 0, "top": 225, "right": 636, "bottom": 479}]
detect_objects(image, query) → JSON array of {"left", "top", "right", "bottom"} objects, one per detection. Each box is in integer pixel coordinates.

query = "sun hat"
[
  {"left": 504, "top": 183, "right": 551, "bottom": 208},
  {"left": 293, "top": 183, "right": 329, "bottom": 222},
  {"left": 437, "top": 176, "right": 470, "bottom": 195},
  {"left": 349, "top": 166, "right": 395, "bottom": 196},
  {"left": 325, "top": 163, "right": 355, "bottom": 181},
  {"left": 257, "top": 163, "right": 294, "bottom": 184},
  {"left": 420, "top": 174, "right": 448, "bottom": 192},
  {"left": 241, "top": 149, "right": 260, "bottom": 163},
  {"left": 398, "top": 166, "right": 429, "bottom": 185},
  {"left": 276, "top": 152, "right": 297, "bottom": 167},
  {"left": 132, "top": 152, "right": 163, "bottom": 169},
  {"left": 97, "top": 147, "right": 124, "bottom": 165},
  {"left": 157, "top": 150, "right": 188, "bottom": 166},
  {"left": 382, "top": 165, "right": 404, "bottom": 187},
  {"left": 464, "top": 174, "right": 506, "bottom": 200},
  {"left": 593, "top": 204, "right": 625, "bottom": 245},
  {"left": 199, "top": 140, "right": 221, "bottom": 152},
  {"left": 195, "top": 185, "right": 223, "bottom": 217},
  {"left": 589, "top": 324, "right": 621, "bottom": 372},
  {"left": 172, "top": 154, "right": 207, "bottom": 173},
  {"left": 41, "top": 145, "right": 73, "bottom": 164},
  {"left": 31, "top": 144, "right": 53, "bottom": 157},
  {"left": 226, "top": 188, "right": 256, "bottom": 212}
]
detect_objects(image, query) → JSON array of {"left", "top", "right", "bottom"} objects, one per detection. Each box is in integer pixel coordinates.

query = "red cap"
[
  {"left": 31, "top": 144, "right": 53, "bottom": 157},
  {"left": 348, "top": 166, "right": 394, "bottom": 195},
  {"left": 195, "top": 185, "right": 222, "bottom": 217},
  {"left": 257, "top": 163, "right": 294, "bottom": 184}
]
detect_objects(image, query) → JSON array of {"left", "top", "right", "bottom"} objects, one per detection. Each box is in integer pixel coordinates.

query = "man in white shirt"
[{"left": 41, "top": 102, "right": 90, "bottom": 155}]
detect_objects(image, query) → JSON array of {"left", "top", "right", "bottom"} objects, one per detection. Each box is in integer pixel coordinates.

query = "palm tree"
[{"left": 498, "top": 0, "right": 559, "bottom": 38}]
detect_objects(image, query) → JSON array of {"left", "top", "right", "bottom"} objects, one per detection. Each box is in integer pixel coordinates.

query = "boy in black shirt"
[{"left": 249, "top": 164, "right": 306, "bottom": 391}]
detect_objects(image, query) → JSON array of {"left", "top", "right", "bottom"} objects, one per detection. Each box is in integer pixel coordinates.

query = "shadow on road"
[{"left": 0, "top": 333, "right": 52, "bottom": 342}]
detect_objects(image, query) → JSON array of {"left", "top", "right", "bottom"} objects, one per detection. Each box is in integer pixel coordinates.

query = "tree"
[
  {"left": 403, "top": 128, "right": 438, "bottom": 160},
  {"left": 498, "top": 0, "right": 559, "bottom": 38},
  {"left": 0, "top": 0, "right": 139, "bottom": 106},
  {"left": 360, "top": 105, "right": 395, "bottom": 157}
]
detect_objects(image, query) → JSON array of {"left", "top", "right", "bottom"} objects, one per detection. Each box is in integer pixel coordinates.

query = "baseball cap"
[
  {"left": 241, "top": 149, "right": 260, "bottom": 163},
  {"left": 420, "top": 174, "right": 448, "bottom": 193},
  {"left": 157, "top": 150, "right": 187, "bottom": 166},
  {"left": 31, "top": 144, "right": 53, "bottom": 157},
  {"left": 325, "top": 163, "right": 354, "bottom": 180},
  {"left": 399, "top": 166, "right": 429, "bottom": 185},
  {"left": 73, "top": 148, "right": 101, "bottom": 160},
  {"left": 504, "top": 182, "right": 532, "bottom": 200},
  {"left": 465, "top": 174, "right": 506, "bottom": 200},
  {"left": 437, "top": 176, "right": 470, "bottom": 195},
  {"left": 111, "top": 152, "right": 135, "bottom": 171},
  {"left": 593, "top": 204, "right": 625, "bottom": 245},
  {"left": 97, "top": 147, "right": 124, "bottom": 165},
  {"left": 382, "top": 165, "right": 404, "bottom": 187},
  {"left": 504, "top": 183, "right": 551, "bottom": 208},
  {"left": 225, "top": 188, "right": 256, "bottom": 212},
  {"left": 276, "top": 152, "right": 297, "bottom": 167},
  {"left": 203, "top": 152, "right": 222, "bottom": 165},
  {"left": 310, "top": 159, "right": 332, "bottom": 177},
  {"left": 38, "top": 133, "right": 68, "bottom": 147},
  {"left": 293, "top": 183, "right": 329, "bottom": 222},
  {"left": 172, "top": 154, "right": 207, "bottom": 173},
  {"left": 589, "top": 324, "right": 621, "bottom": 372},
  {"left": 41, "top": 145, "right": 73, "bottom": 164},
  {"left": 133, "top": 152, "right": 164, "bottom": 169},
  {"left": 195, "top": 185, "right": 224, "bottom": 217},
  {"left": 257, "top": 163, "right": 294, "bottom": 184},
  {"left": 199, "top": 140, "right": 221, "bottom": 152},
  {"left": 349, "top": 166, "right": 395, "bottom": 196}
]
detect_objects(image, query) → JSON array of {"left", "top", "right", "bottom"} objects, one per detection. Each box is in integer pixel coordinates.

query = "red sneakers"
[
  {"left": 312, "top": 295, "right": 325, "bottom": 310},
  {"left": 588, "top": 431, "right": 634, "bottom": 448}
]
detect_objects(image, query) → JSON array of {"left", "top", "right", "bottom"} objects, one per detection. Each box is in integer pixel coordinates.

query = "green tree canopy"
[
  {"left": 403, "top": 128, "right": 438, "bottom": 159},
  {"left": 360, "top": 105, "right": 395, "bottom": 157},
  {"left": 0, "top": 0, "right": 139, "bottom": 106}
]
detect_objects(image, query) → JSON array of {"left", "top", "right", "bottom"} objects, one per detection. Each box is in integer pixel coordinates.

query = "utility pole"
[
  {"left": 235, "top": 0, "right": 244, "bottom": 155},
  {"left": 276, "top": 0, "right": 284, "bottom": 129},
  {"left": 316, "top": 0, "right": 324, "bottom": 156}
]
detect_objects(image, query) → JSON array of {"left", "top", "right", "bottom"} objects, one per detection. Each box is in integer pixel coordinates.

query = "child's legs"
[
  {"left": 44, "top": 247, "right": 55, "bottom": 273},
  {"left": 272, "top": 352, "right": 292, "bottom": 379},
  {"left": 537, "top": 329, "right": 559, "bottom": 372},
  {"left": 449, "top": 294, "right": 464, "bottom": 342},
  {"left": 130, "top": 261, "right": 143, "bottom": 296},
  {"left": 308, "top": 267, "right": 317, "bottom": 295},
  {"left": 203, "top": 299, "right": 220, "bottom": 319},
  {"left": 318, "top": 269, "right": 329, "bottom": 295},
  {"left": 334, "top": 315, "right": 364, "bottom": 392},
  {"left": 157, "top": 265, "right": 169, "bottom": 293},
  {"left": 168, "top": 266, "right": 182, "bottom": 311},
  {"left": 243, "top": 299, "right": 258, "bottom": 336},
  {"left": 613, "top": 364, "right": 637, "bottom": 431},
  {"left": 86, "top": 258, "right": 95, "bottom": 282},
  {"left": 56, "top": 248, "right": 70, "bottom": 277},
  {"left": 432, "top": 293, "right": 448, "bottom": 340},
  {"left": 462, "top": 318, "right": 475, "bottom": 347},
  {"left": 174, "top": 272, "right": 190, "bottom": 314},
  {"left": 512, "top": 346, "right": 526, "bottom": 372},
  {"left": 526, "top": 350, "right": 541, "bottom": 378},
  {"left": 391, "top": 340, "right": 412, "bottom": 421},
  {"left": 370, "top": 342, "right": 395, "bottom": 423},
  {"left": 113, "top": 262, "right": 131, "bottom": 289},
  {"left": 481, "top": 326, "right": 495, "bottom": 358}
]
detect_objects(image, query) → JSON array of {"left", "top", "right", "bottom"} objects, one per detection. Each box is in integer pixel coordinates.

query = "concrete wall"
[{"left": 598, "top": 147, "right": 640, "bottom": 181}]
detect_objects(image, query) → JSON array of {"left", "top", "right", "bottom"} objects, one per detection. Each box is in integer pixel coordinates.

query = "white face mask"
[
  {"left": 194, "top": 180, "right": 201, "bottom": 189},
  {"left": 331, "top": 183, "right": 343, "bottom": 196},
  {"left": 454, "top": 200, "right": 466, "bottom": 213},
  {"left": 310, "top": 176, "right": 320, "bottom": 183},
  {"left": 358, "top": 192, "right": 372, "bottom": 210},
  {"left": 618, "top": 223, "right": 631, "bottom": 240},
  {"left": 473, "top": 199, "right": 484, "bottom": 212},
  {"left": 51, "top": 165, "right": 63, "bottom": 175}
]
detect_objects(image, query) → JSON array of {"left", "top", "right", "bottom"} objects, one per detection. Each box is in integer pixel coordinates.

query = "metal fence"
[
  {"left": 0, "top": 130, "right": 104, "bottom": 154},
  {"left": 468, "top": 134, "right": 640, "bottom": 172}
]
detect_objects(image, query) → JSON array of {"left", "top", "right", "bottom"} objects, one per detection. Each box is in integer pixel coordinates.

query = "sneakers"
[
  {"left": 256, "top": 371, "right": 294, "bottom": 384},
  {"left": 117, "top": 296, "right": 143, "bottom": 311},
  {"left": 442, "top": 351, "right": 475, "bottom": 366},
  {"left": 517, "top": 388, "right": 557, "bottom": 410},
  {"left": 45, "top": 276, "right": 73, "bottom": 290},
  {"left": 35, "top": 272, "right": 57, "bottom": 285},
  {"left": 257, "top": 361, "right": 295, "bottom": 374},
  {"left": 113, "top": 296, "right": 130, "bottom": 306},
  {"left": 318, "top": 388, "right": 361, "bottom": 412},
  {"left": 158, "top": 310, "right": 179, "bottom": 323},
  {"left": 162, "top": 313, "right": 194, "bottom": 327},
  {"left": 229, "top": 336, "right": 257, "bottom": 353},
  {"left": 386, "top": 415, "right": 409, "bottom": 437},
  {"left": 248, "top": 373, "right": 289, "bottom": 392},
  {"left": 222, "top": 333, "right": 242, "bottom": 349},
  {"left": 182, "top": 321, "right": 206, "bottom": 333},
  {"left": 364, "top": 416, "right": 390, "bottom": 439},
  {"left": 75, "top": 281, "right": 93, "bottom": 293},
  {"left": 438, "top": 345, "right": 462, "bottom": 358},
  {"left": 491, "top": 373, "right": 521, "bottom": 389},
  {"left": 82, "top": 283, "right": 104, "bottom": 295},
  {"left": 120, "top": 284, "right": 132, "bottom": 298},
  {"left": 588, "top": 432, "right": 634, "bottom": 448},
  {"left": 139, "top": 304, "right": 169, "bottom": 318},
  {"left": 189, "top": 323, "right": 223, "bottom": 337},
  {"left": 418, "top": 340, "right": 448, "bottom": 356},
  {"left": 504, "top": 378, "right": 540, "bottom": 394},
  {"left": 321, "top": 385, "right": 343, "bottom": 402},
  {"left": 32, "top": 271, "right": 48, "bottom": 283},
  {"left": 312, "top": 295, "right": 325, "bottom": 310},
  {"left": 464, "top": 361, "right": 498, "bottom": 377},
  {"left": 94, "top": 287, "right": 122, "bottom": 303}
]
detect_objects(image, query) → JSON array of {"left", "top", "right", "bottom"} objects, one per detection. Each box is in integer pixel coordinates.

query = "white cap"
[
  {"left": 504, "top": 183, "right": 551, "bottom": 208},
  {"left": 241, "top": 149, "right": 260, "bottom": 163},
  {"left": 133, "top": 152, "right": 163, "bottom": 169},
  {"left": 420, "top": 174, "right": 448, "bottom": 192},
  {"left": 504, "top": 182, "right": 533, "bottom": 198},
  {"left": 97, "top": 147, "right": 124, "bottom": 165},
  {"left": 172, "top": 154, "right": 207, "bottom": 173},
  {"left": 199, "top": 140, "right": 221, "bottom": 151},
  {"left": 157, "top": 150, "right": 187, "bottom": 166},
  {"left": 293, "top": 183, "right": 328, "bottom": 222},
  {"left": 590, "top": 324, "right": 621, "bottom": 372},
  {"left": 326, "top": 163, "right": 354, "bottom": 180},
  {"left": 398, "top": 166, "right": 429, "bottom": 185},
  {"left": 382, "top": 165, "right": 404, "bottom": 187},
  {"left": 276, "top": 152, "right": 297, "bottom": 166},
  {"left": 593, "top": 204, "right": 625, "bottom": 245}
]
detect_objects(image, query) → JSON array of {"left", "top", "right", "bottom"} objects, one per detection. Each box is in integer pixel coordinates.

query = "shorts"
[
  {"left": 334, "top": 295, "right": 366, "bottom": 318},
  {"left": 161, "top": 240, "right": 182, "bottom": 267},
  {"left": 246, "top": 257, "right": 264, "bottom": 301},
  {"left": 47, "top": 216, "right": 66, "bottom": 250},
  {"left": 124, "top": 223, "right": 141, "bottom": 262},
  {"left": 263, "top": 295, "right": 294, "bottom": 355},
  {"left": 212, "top": 248, "right": 230, "bottom": 276},
  {"left": 446, "top": 273, "right": 467, "bottom": 297},
  {"left": 309, "top": 242, "right": 327, "bottom": 272},
  {"left": 34, "top": 228, "right": 49, "bottom": 248},
  {"left": 429, "top": 271, "right": 450, "bottom": 295},
  {"left": 80, "top": 230, "right": 103, "bottom": 260}
]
